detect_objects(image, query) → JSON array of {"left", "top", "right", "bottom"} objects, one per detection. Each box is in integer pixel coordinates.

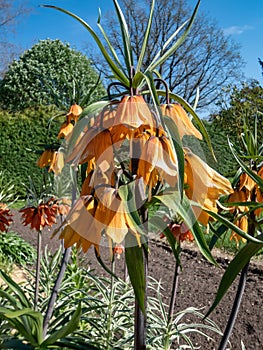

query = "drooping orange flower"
[
  {"left": 53, "top": 195, "right": 100, "bottom": 253},
  {"left": 0, "top": 203, "right": 13, "bottom": 232},
  {"left": 58, "top": 121, "right": 74, "bottom": 140},
  {"left": 184, "top": 148, "right": 233, "bottom": 226},
  {"left": 137, "top": 134, "right": 177, "bottom": 188},
  {"left": 66, "top": 127, "right": 114, "bottom": 171},
  {"left": 19, "top": 198, "right": 58, "bottom": 231},
  {"left": 66, "top": 103, "right": 83, "bottom": 124},
  {"left": 113, "top": 95, "right": 155, "bottom": 130},
  {"left": 37, "top": 150, "right": 55, "bottom": 168},
  {"left": 48, "top": 151, "right": 65, "bottom": 175},
  {"left": 160, "top": 103, "right": 202, "bottom": 140},
  {"left": 94, "top": 187, "right": 140, "bottom": 245}
]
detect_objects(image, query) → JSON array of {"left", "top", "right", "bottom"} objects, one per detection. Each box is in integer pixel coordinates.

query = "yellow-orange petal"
[
  {"left": 58, "top": 121, "right": 74, "bottom": 140},
  {"left": 114, "top": 95, "right": 154, "bottom": 129},
  {"left": 48, "top": 151, "right": 64, "bottom": 175},
  {"left": 160, "top": 103, "right": 202, "bottom": 140}
]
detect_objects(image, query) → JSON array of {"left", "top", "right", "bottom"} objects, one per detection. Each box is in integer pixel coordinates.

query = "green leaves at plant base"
[
  {"left": 41, "top": 304, "right": 82, "bottom": 347},
  {"left": 125, "top": 232, "right": 146, "bottom": 314},
  {"left": 206, "top": 233, "right": 263, "bottom": 317}
]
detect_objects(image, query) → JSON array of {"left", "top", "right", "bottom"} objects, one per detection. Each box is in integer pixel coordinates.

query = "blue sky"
[{"left": 10, "top": 0, "right": 263, "bottom": 83}]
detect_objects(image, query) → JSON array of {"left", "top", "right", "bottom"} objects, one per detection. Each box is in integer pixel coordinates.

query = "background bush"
[{"left": 0, "top": 106, "right": 61, "bottom": 197}]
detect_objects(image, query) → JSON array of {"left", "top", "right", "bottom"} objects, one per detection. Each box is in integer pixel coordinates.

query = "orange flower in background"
[
  {"left": 0, "top": 203, "right": 13, "bottom": 232},
  {"left": 20, "top": 198, "right": 58, "bottom": 231},
  {"left": 66, "top": 103, "right": 83, "bottom": 124},
  {"left": 184, "top": 148, "right": 233, "bottom": 226},
  {"left": 37, "top": 149, "right": 55, "bottom": 168},
  {"left": 48, "top": 151, "right": 64, "bottom": 175},
  {"left": 160, "top": 103, "right": 202, "bottom": 140},
  {"left": 58, "top": 121, "right": 74, "bottom": 140}
]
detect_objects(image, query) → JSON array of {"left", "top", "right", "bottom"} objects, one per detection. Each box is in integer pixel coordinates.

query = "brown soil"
[{"left": 8, "top": 210, "right": 263, "bottom": 349}]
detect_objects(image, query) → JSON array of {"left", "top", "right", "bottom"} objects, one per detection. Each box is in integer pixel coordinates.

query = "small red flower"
[
  {"left": 160, "top": 222, "right": 194, "bottom": 243},
  {"left": 0, "top": 203, "right": 13, "bottom": 232},
  {"left": 113, "top": 244, "right": 124, "bottom": 259},
  {"left": 19, "top": 198, "right": 58, "bottom": 231}
]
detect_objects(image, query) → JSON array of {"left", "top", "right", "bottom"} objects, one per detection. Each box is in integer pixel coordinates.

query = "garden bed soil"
[{"left": 9, "top": 210, "right": 263, "bottom": 349}]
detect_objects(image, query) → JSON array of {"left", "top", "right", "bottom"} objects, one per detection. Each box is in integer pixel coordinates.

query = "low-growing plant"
[{"left": 0, "top": 231, "right": 36, "bottom": 272}]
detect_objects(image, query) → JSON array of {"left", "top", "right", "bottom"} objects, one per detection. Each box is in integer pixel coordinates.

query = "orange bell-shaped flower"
[{"left": 160, "top": 103, "right": 202, "bottom": 140}]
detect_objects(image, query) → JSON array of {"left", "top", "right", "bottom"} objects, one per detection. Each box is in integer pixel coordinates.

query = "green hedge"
[{"left": 0, "top": 106, "right": 63, "bottom": 197}]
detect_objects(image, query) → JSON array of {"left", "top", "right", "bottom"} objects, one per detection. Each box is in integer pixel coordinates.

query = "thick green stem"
[
  {"left": 34, "top": 230, "right": 42, "bottom": 311},
  {"left": 218, "top": 262, "right": 249, "bottom": 350},
  {"left": 134, "top": 246, "right": 148, "bottom": 350},
  {"left": 43, "top": 247, "right": 72, "bottom": 338},
  {"left": 106, "top": 259, "right": 116, "bottom": 350}
]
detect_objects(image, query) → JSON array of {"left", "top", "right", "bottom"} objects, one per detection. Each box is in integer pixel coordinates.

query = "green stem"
[
  {"left": 217, "top": 262, "right": 249, "bottom": 350},
  {"left": 134, "top": 245, "right": 148, "bottom": 350},
  {"left": 218, "top": 185, "right": 256, "bottom": 350},
  {"left": 43, "top": 247, "right": 72, "bottom": 338},
  {"left": 34, "top": 230, "right": 42, "bottom": 311},
  {"left": 106, "top": 259, "right": 116, "bottom": 350}
]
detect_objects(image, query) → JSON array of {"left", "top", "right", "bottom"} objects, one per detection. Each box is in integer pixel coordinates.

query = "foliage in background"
[
  {"left": 210, "top": 80, "right": 263, "bottom": 144},
  {"left": 0, "top": 106, "right": 61, "bottom": 197},
  {"left": 0, "top": 39, "right": 105, "bottom": 111},
  {"left": 0, "top": 231, "right": 36, "bottom": 273}
]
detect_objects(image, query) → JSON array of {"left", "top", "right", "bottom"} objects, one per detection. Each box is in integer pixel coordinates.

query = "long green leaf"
[
  {"left": 96, "top": 8, "right": 124, "bottom": 72},
  {"left": 154, "top": 192, "right": 217, "bottom": 265},
  {"left": 112, "top": 0, "right": 134, "bottom": 73},
  {"left": 0, "top": 270, "right": 30, "bottom": 308},
  {"left": 125, "top": 233, "right": 145, "bottom": 313},
  {"left": 136, "top": 0, "right": 155, "bottom": 73},
  {"left": 206, "top": 235, "right": 263, "bottom": 317},
  {"left": 205, "top": 210, "right": 263, "bottom": 244},
  {"left": 42, "top": 5, "right": 129, "bottom": 85},
  {"left": 146, "top": 0, "right": 200, "bottom": 71},
  {"left": 41, "top": 304, "right": 82, "bottom": 347},
  {"left": 228, "top": 139, "right": 263, "bottom": 190}
]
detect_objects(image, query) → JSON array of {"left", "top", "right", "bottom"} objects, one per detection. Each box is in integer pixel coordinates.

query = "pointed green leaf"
[
  {"left": 228, "top": 139, "right": 263, "bottom": 190},
  {"left": 206, "top": 235, "right": 263, "bottom": 317},
  {"left": 146, "top": 0, "right": 200, "bottom": 71},
  {"left": 113, "top": 0, "right": 134, "bottom": 72},
  {"left": 0, "top": 270, "right": 30, "bottom": 308},
  {"left": 42, "top": 5, "right": 129, "bottom": 85},
  {"left": 41, "top": 304, "right": 82, "bottom": 347},
  {"left": 125, "top": 233, "right": 145, "bottom": 313},
  {"left": 136, "top": 0, "right": 155, "bottom": 73},
  {"left": 205, "top": 210, "right": 263, "bottom": 244},
  {"left": 97, "top": 8, "right": 124, "bottom": 72}
]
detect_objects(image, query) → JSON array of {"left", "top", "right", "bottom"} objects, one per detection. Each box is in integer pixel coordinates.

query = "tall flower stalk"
[{"left": 42, "top": 1, "right": 260, "bottom": 349}]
